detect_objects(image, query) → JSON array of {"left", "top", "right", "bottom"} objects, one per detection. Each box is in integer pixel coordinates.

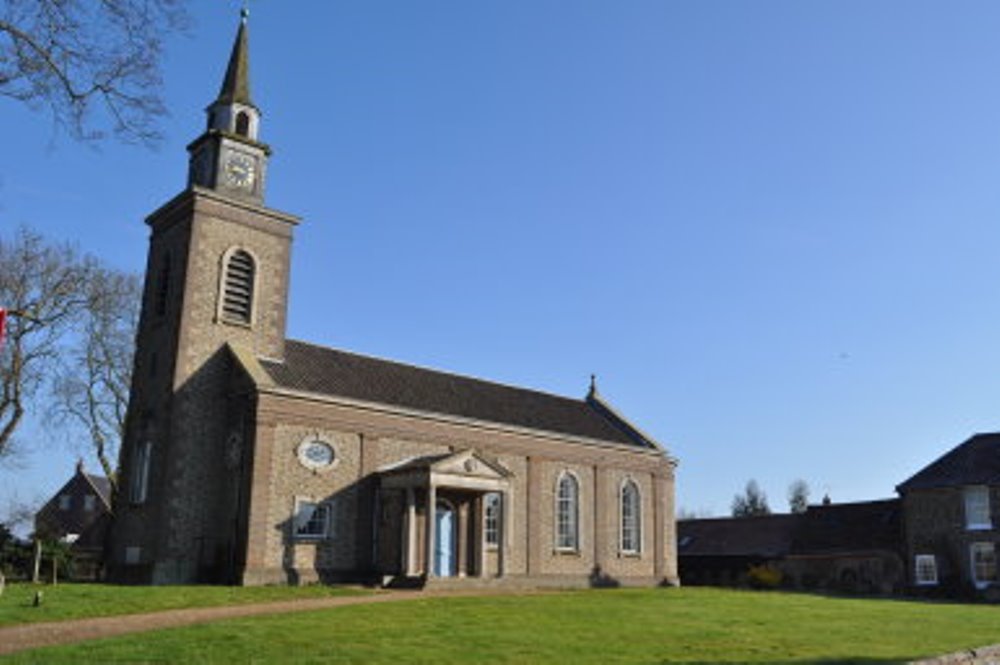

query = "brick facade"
[{"left": 106, "top": 16, "right": 678, "bottom": 588}]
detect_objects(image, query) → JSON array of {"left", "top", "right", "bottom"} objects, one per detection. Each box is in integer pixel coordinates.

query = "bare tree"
[
  {"left": 788, "top": 479, "right": 810, "bottom": 514},
  {"left": 0, "top": 227, "right": 91, "bottom": 460},
  {"left": 731, "top": 479, "right": 771, "bottom": 517},
  {"left": 0, "top": 0, "right": 189, "bottom": 144},
  {"left": 50, "top": 267, "right": 140, "bottom": 491}
]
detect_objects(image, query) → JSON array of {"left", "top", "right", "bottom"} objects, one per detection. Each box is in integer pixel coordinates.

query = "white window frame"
[
  {"left": 914, "top": 554, "right": 938, "bottom": 586},
  {"left": 620, "top": 479, "right": 642, "bottom": 555},
  {"left": 970, "top": 542, "right": 997, "bottom": 589},
  {"left": 555, "top": 471, "right": 580, "bottom": 552},
  {"left": 293, "top": 497, "right": 332, "bottom": 541},
  {"left": 483, "top": 493, "right": 500, "bottom": 549},
  {"left": 965, "top": 486, "right": 991, "bottom": 530}
]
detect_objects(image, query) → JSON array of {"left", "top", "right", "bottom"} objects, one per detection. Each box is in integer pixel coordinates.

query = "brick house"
[
  {"left": 35, "top": 461, "right": 113, "bottom": 579},
  {"left": 105, "top": 13, "right": 678, "bottom": 587},
  {"left": 897, "top": 433, "right": 1000, "bottom": 596}
]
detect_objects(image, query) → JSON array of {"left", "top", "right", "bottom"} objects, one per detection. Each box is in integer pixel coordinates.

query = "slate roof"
[
  {"left": 258, "top": 340, "right": 653, "bottom": 448},
  {"left": 790, "top": 499, "right": 901, "bottom": 555},
  {"left": 85, "top": 473, "right": 113, "bottom": 507},
  {"left": 896, "top": 433, "right": 1000, "bottom": 492},
  {"left": 677, "top": 515, "right": 798, "bottom": 558}
]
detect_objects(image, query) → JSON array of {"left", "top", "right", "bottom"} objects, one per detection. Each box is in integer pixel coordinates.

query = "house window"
[
  {"left": 221, "top": 249, "right": 255, "bottom": 324},
  {"left": 915, "top": 554, "right": 938, "bottom": 586},
  {"left": 125, "top": 546, "right": 141, "bottom": 565},
  {"left": 58, "top": 494, "right": 71, "bottom": 511},
  {"left": 971, "top": 542, "right": 997, "bottom": 588},
  {"left": 293, "top": 499, "right": 330, "bottom": 540},
  {"left": 620, "top": 480, "right": 641, "bottom": 554},
  {"left": 83, "top": 495, "right": 96, "bottom": 512},
  {"left": 556, "top": 472, "right": 579, "bottom": 551},
  {"left": 484, "top": 493, "right": 500, "bottom": 548},
  {"left": 129, "top": 440, "right": 152, "bottom": 505},
  {"left": 965, "top": 486, "right": 991, "bottom": 530}
]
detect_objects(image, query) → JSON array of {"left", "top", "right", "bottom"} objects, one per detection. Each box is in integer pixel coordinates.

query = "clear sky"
[{"left": 4, "top": 1, "right": 1000, "bottom": 521}]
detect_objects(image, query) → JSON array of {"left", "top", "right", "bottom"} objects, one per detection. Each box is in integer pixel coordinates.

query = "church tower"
[{"left": 108, "top": 12, "right": 300, "bottom": 584}]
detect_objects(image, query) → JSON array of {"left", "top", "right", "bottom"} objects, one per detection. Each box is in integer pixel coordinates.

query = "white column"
[
  {"left": 405, "top": 488, "right": 416, "bottom": 576},
  {"left": 425, "top": 484, "right": 437, "bottom": 578}
]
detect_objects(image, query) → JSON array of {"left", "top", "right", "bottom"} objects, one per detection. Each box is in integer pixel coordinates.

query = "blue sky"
[{"left": 4, "top": 1, "right": 1000, "bottom": 520}]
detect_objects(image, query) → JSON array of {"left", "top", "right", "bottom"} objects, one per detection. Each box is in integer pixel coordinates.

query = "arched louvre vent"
[{"left": 223, "top": 250, "right": 255, "bottom": 324}]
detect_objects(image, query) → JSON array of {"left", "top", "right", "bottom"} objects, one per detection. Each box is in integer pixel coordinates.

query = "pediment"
[{"left": 431, "top": 449, "right": 510, "bottom": 480}]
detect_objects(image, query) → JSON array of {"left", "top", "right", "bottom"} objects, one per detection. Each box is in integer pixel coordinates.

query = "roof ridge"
[{"left": 278, "top": 338, "right": 590, "bottom": 405}]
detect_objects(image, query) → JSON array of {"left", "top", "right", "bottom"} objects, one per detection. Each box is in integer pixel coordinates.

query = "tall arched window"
[
  {"left": 154, "top": 253, "right": 171, "bottom": 317},
  {"left": 129, "top": 440, "right": 152, "bottom": 505},
  {"left": 556, "top": 472, "right": 579, "bottom": 551},
  {"left": 222, "top": 249, "right": 255, "bottom": 324},
  {"left": 620, "top": 480, "right": 641, "bottom": 554},
  {"left": 235, "top": 111, "right": 250, "bottom": 137}
]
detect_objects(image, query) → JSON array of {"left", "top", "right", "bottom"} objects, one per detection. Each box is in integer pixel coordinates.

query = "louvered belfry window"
[{"left": 223, "top": 249, "right": 255, "bottom": 324}]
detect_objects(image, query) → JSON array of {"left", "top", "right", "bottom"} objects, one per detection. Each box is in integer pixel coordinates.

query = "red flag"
[{"left": 0, "top": 308, "right": 6, "bottom": 348}]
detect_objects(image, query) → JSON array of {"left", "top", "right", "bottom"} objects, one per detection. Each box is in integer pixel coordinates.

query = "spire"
[{"left": 217, "top": 9, "right": 254, "bottom": 107}]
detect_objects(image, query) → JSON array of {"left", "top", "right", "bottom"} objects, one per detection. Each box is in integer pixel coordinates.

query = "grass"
[
  {"left": 5, "top": 587, "right": 1000, "bottom": 663},
  {"left": 0, "top": 581, "right": 367, "bottom": 627}
]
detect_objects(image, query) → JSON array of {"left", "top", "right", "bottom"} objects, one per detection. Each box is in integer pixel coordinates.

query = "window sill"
[
  {"left": 553, "top": 548, "right": 581, "bottom": 556},
  {"left": 915, "top": 580, "right": 938, "bottom": 586},
  {"left": 966, "top": 524, "right": 992, "bottom": 531},
  {"left": 618, "top": 551, "right": 642, "bottom": 559}
]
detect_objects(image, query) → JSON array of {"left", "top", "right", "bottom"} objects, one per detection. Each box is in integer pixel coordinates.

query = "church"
[{"left": 107, "top": 13, "right": 679, "bottom": 587}]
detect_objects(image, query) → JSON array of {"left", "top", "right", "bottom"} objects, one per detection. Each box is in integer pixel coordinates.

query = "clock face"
[{"left": 224, "top": 153, "right": 255, "bottom": 188}]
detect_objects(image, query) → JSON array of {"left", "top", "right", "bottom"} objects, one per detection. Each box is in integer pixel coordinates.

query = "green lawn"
[
  {"left": 0, "top": 581, "right": 367, "bottom": 627},
  {"left": 5, "top": 587, "right": 1000, "bottom": 663}
]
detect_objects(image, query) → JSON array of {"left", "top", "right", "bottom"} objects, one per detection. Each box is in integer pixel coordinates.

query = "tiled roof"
[
  {"left": 790, "top": 499, "right": 901, "bottom": 554},
  {"left": 677, "top": 514, "right": 798, "bottom": 558},
  {"left": 85, "top": 473, "right": 112, "bottom": 507},
  {"left": 897, "top": 433, "right": 1000, "bottom": 492},
  {"left": 259, "top": 340, "right": 651, "bottom": 448}
]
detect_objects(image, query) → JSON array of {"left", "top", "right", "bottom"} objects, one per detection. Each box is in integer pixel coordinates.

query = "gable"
[{"left": 897, "top": 433, "right": 1000, "bottom": 492}]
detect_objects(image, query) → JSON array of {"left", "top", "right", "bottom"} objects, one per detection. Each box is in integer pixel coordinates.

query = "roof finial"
[
  {"left": 241, "top": 2, "right": 249, "bottom": 23},
  {"left": 588, "top": 373, "right": 597, "bottom": 397}
]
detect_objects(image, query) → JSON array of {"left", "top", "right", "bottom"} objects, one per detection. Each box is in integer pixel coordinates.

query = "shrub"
[{"left": 747, "top": 564, "right": 783, "bottom": 589}]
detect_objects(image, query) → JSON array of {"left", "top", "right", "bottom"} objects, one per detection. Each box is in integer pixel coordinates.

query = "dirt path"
[{"left": 0, "top": 588, "right": 523, "bottom": 656}]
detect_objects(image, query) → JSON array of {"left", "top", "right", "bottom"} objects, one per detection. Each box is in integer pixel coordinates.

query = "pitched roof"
[
  {"left": 258, "top": 340, "right": 656, "bottom": 448},
  {"left": 84, "top": 473, "right": 112, "bottom": 507},
  {"left": 896, "top": 433, "right": 1000, "bottom": 492},
  {"left": 677, "top": 514, "right": 798, "bottom": 558},
  {"left": 790, "top": 499, "right": 901, "bottom": 555}
]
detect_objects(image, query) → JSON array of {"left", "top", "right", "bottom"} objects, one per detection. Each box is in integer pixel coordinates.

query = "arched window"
[
  {"left": 620, "top": 480, "right": 641, "bottom": 554},
  {"left": 556, "top": 472, "right": 579, "bottom": 551},
  {"left": 129, "top": 440, "right": 152, "bottom": 505},
  {"left": 235, "top": 111, "right": 250, "bottom": 137},
  {"left": 221, "top": 249, "right": 255, "bottom": 324},
  {"left": 484, "top": 493, "right": 500, "bottom": 548}
]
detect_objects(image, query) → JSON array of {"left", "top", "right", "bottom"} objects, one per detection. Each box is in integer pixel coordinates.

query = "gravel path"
[{"left": 0, "top": 588, "right": 518, "bottom": 656}]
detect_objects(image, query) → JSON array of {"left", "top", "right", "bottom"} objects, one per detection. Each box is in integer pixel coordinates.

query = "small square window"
[
  {"left": 125, "top": 546, "right": 141, "bottom": 565},
  {"left": 915, "top": 554, "right": 937, "bottom": 586},
  {"left": 293, "top": 499, "right": 330, "bottom": 540},
  {"left": 84, "top": 495, "right": 96, "bottom": 512},
  {"left": 58, "top": 495, "right": 71, "bottom": 511}
]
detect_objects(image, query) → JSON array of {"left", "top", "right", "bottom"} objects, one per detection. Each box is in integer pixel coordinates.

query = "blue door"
[{"left": 434, "top": 502, "right": 455, "bottom": 577}]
